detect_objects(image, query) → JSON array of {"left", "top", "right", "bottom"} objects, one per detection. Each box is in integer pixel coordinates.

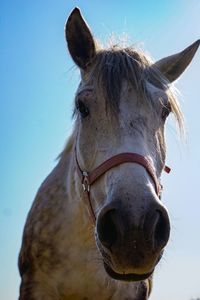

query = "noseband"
[{"left": 75, "top": 151, "right": 170, "bottom": 223}]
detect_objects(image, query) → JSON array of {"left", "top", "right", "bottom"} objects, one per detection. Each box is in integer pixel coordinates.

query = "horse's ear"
[
  {"left": 65, "top": 7, "right": 96, "bottom": 69},
  {"left": 154, "top": 40, "right": 200, "bottom": 82}
]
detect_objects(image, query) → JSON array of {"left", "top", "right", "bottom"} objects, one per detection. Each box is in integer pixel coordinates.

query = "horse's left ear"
[
  {"left": 65, "top": 7, "right": 96, "bottom": 70},
  {"left": 154, "top": 40, "right": 200, "bottom": 82}
]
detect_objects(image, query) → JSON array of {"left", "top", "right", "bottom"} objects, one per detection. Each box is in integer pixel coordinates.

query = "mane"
[{"left": 88, "top": 44, "right": 184, "bottom": 133}]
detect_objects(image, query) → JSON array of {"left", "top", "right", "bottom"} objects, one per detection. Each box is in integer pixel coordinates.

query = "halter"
[{"left": 75, "top": 151, "right": 171, "bottom": 224}]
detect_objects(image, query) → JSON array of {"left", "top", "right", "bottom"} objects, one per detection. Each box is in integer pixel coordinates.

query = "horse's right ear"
[{"left": 65, "top": 8, "right": 96, "bottom": 70}]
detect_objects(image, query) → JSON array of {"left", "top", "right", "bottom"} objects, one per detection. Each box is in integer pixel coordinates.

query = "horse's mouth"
[{"left": 103, "top": 262, "right": 153, "bottom": 282}]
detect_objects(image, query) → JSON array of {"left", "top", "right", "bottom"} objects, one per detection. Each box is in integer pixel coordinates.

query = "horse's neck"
[
  {"left": 54, "top": 137, "right": 99, "bottom": 282},
  {"left": 57, "top": 134, "right": 95, "bottom": 248}
]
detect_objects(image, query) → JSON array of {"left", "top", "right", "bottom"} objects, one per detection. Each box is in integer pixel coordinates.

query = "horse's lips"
[{"left": 103, "top": 262, "right": 153, "bottom": 282}]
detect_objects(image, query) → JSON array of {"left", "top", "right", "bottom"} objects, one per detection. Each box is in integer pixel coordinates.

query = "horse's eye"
[
  {"left": 161, "top": 106, "right": 171, "bottom": 120},
  {"left": 76, "top": 100, "right": 90, "bottom": 118}
]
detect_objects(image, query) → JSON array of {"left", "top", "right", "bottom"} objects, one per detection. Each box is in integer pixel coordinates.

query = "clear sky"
[{"left": 1, "top": 1, "right": 200, "bottom": 299}]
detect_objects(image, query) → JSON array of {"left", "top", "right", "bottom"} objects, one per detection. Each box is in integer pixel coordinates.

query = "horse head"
[{"left": 65, "top": 7, "right": 199, "bottom": 282}]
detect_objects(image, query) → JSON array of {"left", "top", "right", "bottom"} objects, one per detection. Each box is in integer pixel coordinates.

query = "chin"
[
  {"left": 103, "top": 262, "right": 154, "bottom": 282},
  {"left": 96, "top": 230, "right": 164, "bottom": 283}
]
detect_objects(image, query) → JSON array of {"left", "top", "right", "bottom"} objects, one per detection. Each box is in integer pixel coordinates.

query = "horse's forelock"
[{"left": 84, "top": 45, "right": 184, "bottom": 133}]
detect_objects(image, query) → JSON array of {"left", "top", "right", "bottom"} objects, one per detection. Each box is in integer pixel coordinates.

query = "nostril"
[
  {"left": 97, "top": 209, "right": 118, "bottom": 250},
  {"left": 154, "top": 209, "right": 170, "bottom": 249}
]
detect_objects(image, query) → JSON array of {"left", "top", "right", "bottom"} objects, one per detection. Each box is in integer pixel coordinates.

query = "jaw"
[
  {"left": 97, "top": 241, "right": 163, "bottom": 282},
  {"left": 103, "top": 262, "right": 154, "bottom": 282},
  {"left": 101, "top": 250, "right": 164, "bottom": 282}
]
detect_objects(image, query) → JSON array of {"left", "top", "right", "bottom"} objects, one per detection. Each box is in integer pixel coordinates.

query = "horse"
[{"left": 18, "top": 7, "right": 200, "bottom": 300}]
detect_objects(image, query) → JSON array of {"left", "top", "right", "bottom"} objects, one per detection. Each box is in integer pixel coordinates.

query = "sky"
[{"left": 0, "top": 1, "right": 200, "bottom": 299}]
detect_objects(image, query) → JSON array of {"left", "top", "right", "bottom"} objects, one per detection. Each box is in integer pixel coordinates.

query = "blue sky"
[{"left": 0, "top": 1, "right": 200, "bottom": 299}]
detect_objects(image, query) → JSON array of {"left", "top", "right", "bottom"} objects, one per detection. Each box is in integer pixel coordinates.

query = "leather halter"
[{"left": 75, "top": 151, "right": 171, "bottom": 224}]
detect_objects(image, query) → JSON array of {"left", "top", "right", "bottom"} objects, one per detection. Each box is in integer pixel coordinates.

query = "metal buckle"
[
  {"left": 158, "top": 183, "right": 163, "bottom": 199},
  {"left": 82, "top": 171, "right": 90, "bottom": 192}
]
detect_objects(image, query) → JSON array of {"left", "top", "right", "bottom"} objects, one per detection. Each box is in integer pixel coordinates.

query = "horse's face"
[
  {"left": 66, "top": 8, "right": 199, "bottom": 281},
  {"left": 74, "top": 74, "right": 170, "bottom": 281}
]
